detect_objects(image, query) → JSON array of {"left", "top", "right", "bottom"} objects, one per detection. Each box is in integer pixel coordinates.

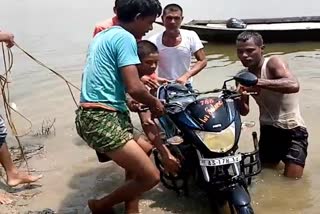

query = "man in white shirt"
[{"left": 148, "top": 3, "right": 207, "bottom": 88}]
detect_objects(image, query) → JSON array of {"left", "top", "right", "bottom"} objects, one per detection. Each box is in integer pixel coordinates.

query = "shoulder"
[
  {"left": 265, "top": 56, "right": 292, "bottom": 78},
  {"left": 180, "top": 29, "right": 202, "bottom": 47},
  {"left": 96, "top": 27, "right": 136, "bottom": 52},
  {"left": 147, "top": 32, "right": 163, "bottom": 44},
  {"left": 266, "top": 56, "right": 288, "bottom": 70},
  {"left": 95, "top": 17, "right": 114, "bottom": 29},
  {"left": 180, "top": 29, "right": 200, "bottom": 38},
  {"left": 110, "top": 27, "right": 136, "bottom": 42},
  {"left": 180, "top": 29, "right": 203, "bottom": 52}
]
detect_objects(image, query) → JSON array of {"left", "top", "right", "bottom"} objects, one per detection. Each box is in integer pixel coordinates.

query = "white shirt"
[{"left": 148, "top": 29, "right": 204, "bottom": 83}]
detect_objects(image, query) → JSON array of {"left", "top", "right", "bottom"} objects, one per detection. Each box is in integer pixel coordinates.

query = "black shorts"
[{"left": 259, "top": 125, "right": 308, "bottom": 167}]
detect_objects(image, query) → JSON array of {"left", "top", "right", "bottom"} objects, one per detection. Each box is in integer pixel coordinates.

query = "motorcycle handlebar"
[
  {"left": 228, "top": 91, "right": 258, "bottom": 99},
  {"left": 191, "top": 89, "right": 257, "bottom": 98},
  {"left": 137, "top": 90, "right": 257, "bottom": 112}
]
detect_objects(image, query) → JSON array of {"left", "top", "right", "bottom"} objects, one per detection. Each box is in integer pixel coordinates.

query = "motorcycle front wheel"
[
  {"left": 208, "top": 200, "right": 254, "bottom": 214},
  {"left": 228, "top": 203, "right": 254, "bottom": 214}
]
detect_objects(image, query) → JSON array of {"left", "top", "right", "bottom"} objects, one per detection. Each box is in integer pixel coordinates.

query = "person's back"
[
  {"left": 253, "top": 57, "right": 305, "bottom": 129},
  {"left": 81, "top": 26, "right": 137, "bottom": 112}
]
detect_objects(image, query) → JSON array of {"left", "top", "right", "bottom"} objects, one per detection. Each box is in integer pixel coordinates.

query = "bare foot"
[
  {"left": 7, "top": 172, "right": 43, "bottom": 187},
  {"left": 0, "top": 193, "right": 13, "bottom": 204}
]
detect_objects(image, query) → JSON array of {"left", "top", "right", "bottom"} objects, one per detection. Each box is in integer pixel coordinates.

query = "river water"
[{"left": 0, "top": 0, "right": 320, "bottom": 213}]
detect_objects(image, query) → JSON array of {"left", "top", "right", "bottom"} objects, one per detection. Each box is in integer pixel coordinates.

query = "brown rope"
[
  {"left": 1, "top": 41, "right": 81, "bottom": 171},
  {"left": 1, "top": 43, "right": 30, "bottom": 170},
  {"left": 13, "top": 42, "right": 80, "bottom": 107}
]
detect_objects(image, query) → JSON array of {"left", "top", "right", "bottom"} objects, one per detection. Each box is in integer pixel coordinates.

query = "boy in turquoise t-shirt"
[{"left": 75, "top": 0, "right": 179, "bottom": 213}]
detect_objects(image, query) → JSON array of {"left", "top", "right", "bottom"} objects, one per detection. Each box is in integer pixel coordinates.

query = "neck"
[
  {"left": 164, "top": 29, "right": 180, "bottom": 37},
  {"left": 118, "top": 22, "right": 138, "bottom": 38},
  {"left": 248, "top": 57, "right": 265, "bottom": 75}
]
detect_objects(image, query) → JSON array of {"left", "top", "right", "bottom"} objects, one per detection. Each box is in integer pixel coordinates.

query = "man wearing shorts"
[
  {"left": 236, "top": 31, "right": 308, "bottom": 179},
  {"left": 75, "top": 0, "right": 179, "bottom": 213}
]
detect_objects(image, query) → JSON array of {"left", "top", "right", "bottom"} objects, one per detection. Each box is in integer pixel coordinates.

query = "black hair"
[
  {"left": 114, "top": 0, "right": 120, "bottom": 8},
  {"left": 163, "top": 3, "right": 183, "bottom": 16},
  {"left": 137, "top": 40, "right": 158, "bottom": 60},
  {"left": 236, "top": 31, "right": 264, "bottom": 46},
  {"left": 116, "top": 0, "right": 162, "bottom": 23}
]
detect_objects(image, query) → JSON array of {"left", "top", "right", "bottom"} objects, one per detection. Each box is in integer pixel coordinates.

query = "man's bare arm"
[
  {"left": 236, "top": 84, "right": 250, "bottom": 116},
  {"left": 121, "top": 65, "right": 164, "bottom": 116},
  {"left": 184, "top": 48, "right": 207, "bottom": 79},
  {"left": 188, "top": 48, "right": 207, "bottom": 77},
  {"left": 257, "top": 57, "right": 299, "bottom": 93},
  {"left": 121, "top": 65, "right": 157, "bottom": 105}
]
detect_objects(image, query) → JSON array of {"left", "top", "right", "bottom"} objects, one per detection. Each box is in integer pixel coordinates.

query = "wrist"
[
  {"left": 140, "top": 92, "right": 157, "bottom": 107},
  {"left": 183, "top": 72, "right": 192, "bottom": 80},
  {"left": 256, "top": 79, "right": 264, "bottom": 87},
  {"left": 158, "top": 146, "right": 170, "bottom": 158}
]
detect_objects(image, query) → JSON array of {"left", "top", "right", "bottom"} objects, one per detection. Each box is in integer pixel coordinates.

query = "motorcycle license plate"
[{"left": 199, "top": 154, "right": 242, "bottom": 167}]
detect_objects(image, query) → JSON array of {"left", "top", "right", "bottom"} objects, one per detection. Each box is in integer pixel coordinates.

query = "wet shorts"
[
  {"left": 75, "top": 107, "right": 134, "bottom": 153},
  {"left": 259, "top": 125, "right": 308, "bottom": 167},
  {"left": 0, "top": 115, "right": 7, "bottom": 148}
]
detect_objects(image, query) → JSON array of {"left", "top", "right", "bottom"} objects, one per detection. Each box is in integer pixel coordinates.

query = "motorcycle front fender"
[{"left": 227, "top": 183, "right": 251, "bottom": 207}]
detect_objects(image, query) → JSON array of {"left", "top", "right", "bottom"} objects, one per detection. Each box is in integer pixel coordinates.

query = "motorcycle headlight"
[{"left": 195, "top": 122, "right": 235, "bottom": 153}]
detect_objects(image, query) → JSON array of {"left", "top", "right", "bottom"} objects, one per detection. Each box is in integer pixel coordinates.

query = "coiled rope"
[{"left": 1, "top": 42, "right": 80, "bottom": 171}]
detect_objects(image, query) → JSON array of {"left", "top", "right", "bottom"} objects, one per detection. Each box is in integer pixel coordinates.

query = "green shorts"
[{"left": 75, "top": 107, "right": 134, "bottom": 153}]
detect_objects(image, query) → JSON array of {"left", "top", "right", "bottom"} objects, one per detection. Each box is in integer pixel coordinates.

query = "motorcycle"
[{"left": 153, "top": 71, "right": 262, "bottom": 214}]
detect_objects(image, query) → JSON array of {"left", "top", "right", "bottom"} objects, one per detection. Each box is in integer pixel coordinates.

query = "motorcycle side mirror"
[{"left": 234, "top": 70, "right": 258, "bottom": 87}]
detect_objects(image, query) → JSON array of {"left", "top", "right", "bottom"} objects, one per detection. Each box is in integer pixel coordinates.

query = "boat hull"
[
  {"left": 156, "top": 16, "right": 320, "bottom": 43},
  {"left": 181, "top": 24, "right": 320, "bottom": 43}
]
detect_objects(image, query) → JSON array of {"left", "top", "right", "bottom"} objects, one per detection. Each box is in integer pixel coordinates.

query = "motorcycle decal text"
[
  {"left": 199, "top": 114, "right": 211, "bottom": 124},
  {"left": 199, "top": 98, "right": 215, "bottom": 105},
  {"left": 212, "top": 100, "right": 223, "bottom": 113},
  {"left": 206, "top": 100, "right": 223, "bottom": 115},
  {"left": 199, "top": 100, "right": 223, "bottom": 124}
]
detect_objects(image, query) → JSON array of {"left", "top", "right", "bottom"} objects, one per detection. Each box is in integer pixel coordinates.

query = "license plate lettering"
[{"left": 199, "top": 155, "right": 241, "bottom": 167}]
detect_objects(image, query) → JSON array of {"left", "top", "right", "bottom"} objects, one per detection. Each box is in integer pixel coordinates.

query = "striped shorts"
[{"left": 0, "top": 115, "right": 7, "bottom": 147}]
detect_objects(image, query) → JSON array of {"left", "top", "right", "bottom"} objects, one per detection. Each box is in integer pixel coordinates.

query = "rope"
[
  {"left": 1, "top": 43, "right": 30, "bottom": 170},
  {"left": 1, "top": 42, "right": 81, "bottom": 171},
  {"left": 13, "top": 42, "right": 80, "bottom": 107}
]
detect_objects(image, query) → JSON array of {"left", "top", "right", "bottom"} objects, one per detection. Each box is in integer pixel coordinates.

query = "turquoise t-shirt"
[{"left": 80, "top": 26, "right": 140, "bottom": 112}]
